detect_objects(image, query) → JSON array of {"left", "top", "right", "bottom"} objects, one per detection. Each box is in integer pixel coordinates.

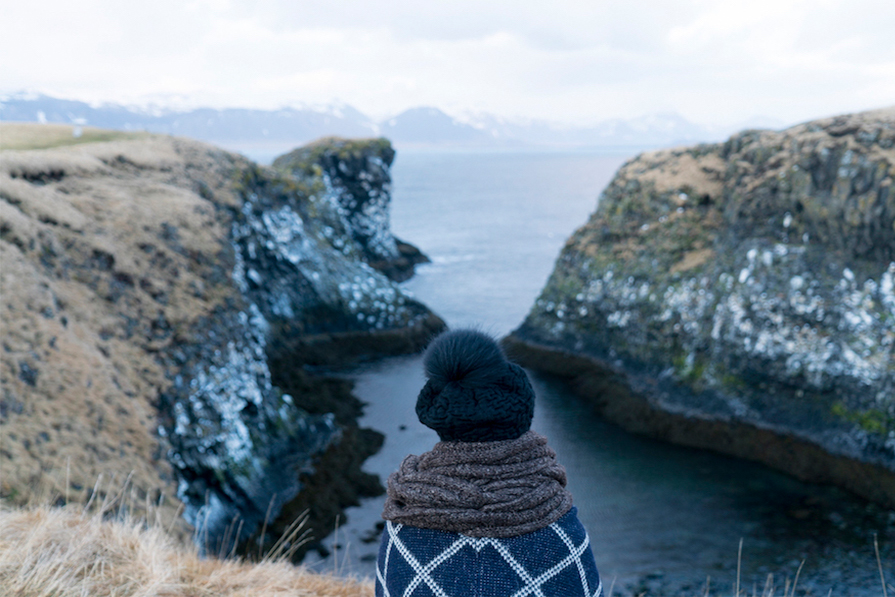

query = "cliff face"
[
  {"left": 0, "top": 127, "right": 443, "bottom": 554},
  {"left": 272, "top": 137, "right": 429, "bottom": 282},
  {"left": 507, "top": 108, "right": 895, "bottom": 506}
]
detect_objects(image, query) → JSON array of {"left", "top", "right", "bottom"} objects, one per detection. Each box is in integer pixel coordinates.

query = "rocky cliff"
[
  {"left": 273, "top": 137, "right": 428, "bottom": 282},
  {"left": 0, "top": 126, "right": 443, "bottom": 556},
  {"left": 506, "top": 108, "right": 895, "bottom": 506}
]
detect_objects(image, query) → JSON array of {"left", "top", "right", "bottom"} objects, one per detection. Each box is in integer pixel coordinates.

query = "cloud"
[{"left": 1, "top": 0, "right": 892, "bottom": 125}]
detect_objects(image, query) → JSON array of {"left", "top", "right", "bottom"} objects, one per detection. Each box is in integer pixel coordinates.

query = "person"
[{"left": 376, "top": 329, "right": 602, "bottom": 596}]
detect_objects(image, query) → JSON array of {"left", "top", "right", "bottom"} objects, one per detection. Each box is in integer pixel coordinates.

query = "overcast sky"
[{"left": 2, "top": 0, "right": 893, "bottom": 127}]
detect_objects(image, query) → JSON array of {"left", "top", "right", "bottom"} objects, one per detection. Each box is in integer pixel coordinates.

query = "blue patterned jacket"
[{"left": 376, "top": 507, "right": 601, "bottom": 597}]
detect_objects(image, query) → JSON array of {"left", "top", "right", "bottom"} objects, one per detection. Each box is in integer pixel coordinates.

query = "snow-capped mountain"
[{"left": 1, "top": 93, "right": 785, "bottom": 156}]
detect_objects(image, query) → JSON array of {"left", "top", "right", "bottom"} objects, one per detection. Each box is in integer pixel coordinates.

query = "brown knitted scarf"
[{"left": 382, "top": 430, "right": 573, "bottom": 538}]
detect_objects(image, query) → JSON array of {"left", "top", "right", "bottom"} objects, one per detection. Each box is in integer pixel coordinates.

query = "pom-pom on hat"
[{"left": 416, "top": 329, "right": 535, "bottom": 442}]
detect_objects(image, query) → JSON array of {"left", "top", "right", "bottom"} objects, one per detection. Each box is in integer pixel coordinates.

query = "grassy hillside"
[{"left": 0, "top": 122, "right": 150, "bottom": 151}]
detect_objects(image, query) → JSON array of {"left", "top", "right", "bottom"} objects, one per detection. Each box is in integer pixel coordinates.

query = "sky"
[{"left": 2, "top": 0, "right": 893, "bottom": 127}]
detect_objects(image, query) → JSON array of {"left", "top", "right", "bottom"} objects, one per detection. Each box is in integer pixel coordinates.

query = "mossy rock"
[{"left": 510, "top": 107, "right": 895, "bottom": 507}]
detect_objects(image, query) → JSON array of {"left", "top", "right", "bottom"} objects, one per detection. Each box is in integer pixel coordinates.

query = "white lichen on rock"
[
  {"left": 517, "top": 107, "right": 895, "bottom": 490},
  {"left": 232, "top": 182, "right": 418, "bottom": 331},
  {"left": 163, "top": 150, "right": 434, "bottom": 553}
]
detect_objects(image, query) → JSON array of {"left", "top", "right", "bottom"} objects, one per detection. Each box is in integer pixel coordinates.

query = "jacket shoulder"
[{"left": 376, "top": 511, "right": 601, "bottom": 597}]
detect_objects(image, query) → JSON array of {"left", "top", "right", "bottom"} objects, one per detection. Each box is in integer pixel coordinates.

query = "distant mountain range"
[{"left": 1, "top": 92, "right": 786, "bottom": 162}]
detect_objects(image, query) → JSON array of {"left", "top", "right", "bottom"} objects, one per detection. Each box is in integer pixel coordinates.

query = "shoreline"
[
  {"left": 502, "top": 333, "right": 895, "bottom": 510},
  {"left": 257, "top": 312, "right": 445, "bottom": 561}
]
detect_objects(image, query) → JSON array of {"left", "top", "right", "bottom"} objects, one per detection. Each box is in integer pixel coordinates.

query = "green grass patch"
[{"left": 831, "top": 402, "right": 892, "bottom": 435}]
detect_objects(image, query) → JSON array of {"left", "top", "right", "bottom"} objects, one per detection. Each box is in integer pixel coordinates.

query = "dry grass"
[
  {"left": 0, "top": 134, "right": 245, "bottom": 521},
  {"left": 0, "top": 122, "right": 150, "bottom": 151},
  {"left": 0, "top": 504, "right": 374, "bottom": 597}
]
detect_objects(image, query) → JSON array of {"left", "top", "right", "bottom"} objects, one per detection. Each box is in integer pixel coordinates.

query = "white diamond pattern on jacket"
[{"left": 376, "top": 519, "right": 603, "bottom": 597}]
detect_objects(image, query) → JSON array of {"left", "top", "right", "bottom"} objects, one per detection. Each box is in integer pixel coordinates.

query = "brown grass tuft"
[{"left": 0, "top": 504, "right": 374, "bottom": 597}]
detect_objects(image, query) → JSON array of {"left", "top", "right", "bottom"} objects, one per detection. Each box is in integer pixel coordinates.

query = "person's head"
[{"left": 415, "top": 329, "right": 535, "bottom": 442}]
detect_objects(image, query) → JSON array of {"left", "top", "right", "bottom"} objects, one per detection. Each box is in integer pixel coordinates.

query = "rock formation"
[
  {"left": 506, "top": 108, "right": 895, "bottom": 507},
  {"left": 0, "top": 126, "right": 444, "bottom": 556},
  {"left": 273, "top": 137, "right": 429, "bottom": 282}
]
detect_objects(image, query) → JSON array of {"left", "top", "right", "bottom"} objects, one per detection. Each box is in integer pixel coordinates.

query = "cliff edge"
[
  {"left": 273, "top": 137, "right": 429, "bottom": 282},
  {"left": 506, "top": 108, "right": 895, "bottom": 507},
  {"left": 0, "top": 125, "right": 444, "bottom": 557}
]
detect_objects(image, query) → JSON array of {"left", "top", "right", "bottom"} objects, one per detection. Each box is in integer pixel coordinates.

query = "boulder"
[{"left": 506, "top": 108, "right": 895, "bottom": 507}]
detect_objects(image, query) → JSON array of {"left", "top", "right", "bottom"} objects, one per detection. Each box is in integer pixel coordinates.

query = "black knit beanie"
[{"left": 415, "top": 329, "right": 536, "bottom": 442}]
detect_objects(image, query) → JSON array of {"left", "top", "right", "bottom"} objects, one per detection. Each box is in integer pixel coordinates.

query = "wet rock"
[
  {"left": 507, "top": 107, "right": 895, "bottom": 506},
  {"left": 273, "top": 137, "right": 430, "bottom": 282}
]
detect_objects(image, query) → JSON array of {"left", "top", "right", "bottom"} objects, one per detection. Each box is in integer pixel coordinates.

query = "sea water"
[{"left": 303, "top": 150, "right": 893, "bottom": 593}]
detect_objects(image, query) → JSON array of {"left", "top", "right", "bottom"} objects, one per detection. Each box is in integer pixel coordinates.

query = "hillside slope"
[{"left": 0, "top": 125, "right": 443, "bottom": 557}]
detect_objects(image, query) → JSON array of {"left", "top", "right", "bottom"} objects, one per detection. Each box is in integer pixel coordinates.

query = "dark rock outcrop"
[
  {"left": 273, "top": 137, "right": 429, "bottom": 282},
  {"left": 506, "top": 108, "right": 895, "bottom": 506},
  {"left": 0, "top": 126, "right": 444, "bottom": 557}
]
